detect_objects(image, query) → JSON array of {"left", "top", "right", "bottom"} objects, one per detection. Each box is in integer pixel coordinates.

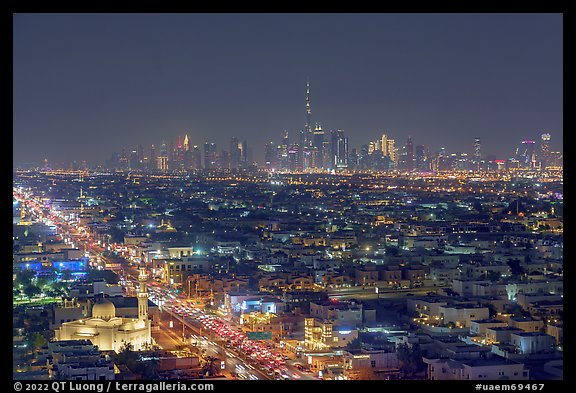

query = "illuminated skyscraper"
[
  {"left": 381, "top": 133, "right": 388, "bottom": 157},
  {"left": 473, "top": 137, "right": 481, "bottom": 170},
  {"left": 192, "top": 145, "right": 202, "bottom": 169},
  {"left": 406, "top": 137, "right": 414, "bottom": 171},
  {"left": 540, "top": 133, "right": 551, "bottom": 169},
  {"left": 129, "top": 150, "right": 138, "bottom": 170},
  {"left": 547, "top": 151, "right": 562, "bottom": 168},
  {"left": 415, "top": 145, "right": 427, "bottom": 171},
  {"left": 305, "top": 80, "right": 312, "bottom": 134},
  {"left": 230, "top": 137, "right": 240, "bottom": 170},
  {"left": 204, "top": 142, "right": 217, "bottom": 170},
  {"left": 288, "top": 144, "right": 300, "bottom": 171},
  {"left": 336, "top": 130, "right": 348, "bottom": 169},
  {"left": 348, "top": 148, "right": 358, "bottom": 170},
  {"left": 177, "top": 135, "right": 184, "bottom": 166},
  {"left": 149, "top": 144, "right": 157, "bottom": 171},
  {"left": 368, "top": 141, "right": 376, "bottom": 155},
  {"left": 301, "top": 81, "right": 314, "bottom": 167},
  {"left": 183, "top": 135, "right": 191, "bottom": 169},
  {"left": 387, "top": 139, "right": 396, "bottom": 166},
  {"left": 183, "top": 135, "right": 189, "bottom": 152},
  {"left": 322, "top": 140, "right": 331, "bottom": 171},
  {"left": 298, "top": 130, "right": 306, "bottom": 168},
  {"left": 278, "top": 131, "right": 289, "bottom": 170},
  {"left": 302, "top": 145, "right": 313, "bottom": 170},
  {"left": 474, "top": 137, "right": 481, "bottom": 160},
  {"left": 264, "top": 141, "right": 277, "bottom": 170},
  {"left": 241, "top": 140, "right": 248, "bottom": 166},
  {"left": 158, "top": 141, "right": 168, "bottom": 172},
  {"left": 516, "top": 140, "right": 536, "bottom": 168},
  {"left": 313, "top": 124, "right": 324, "bottom": 169},
  {"left": 329, "top": 130, "right": 338, "bottom": 169}
]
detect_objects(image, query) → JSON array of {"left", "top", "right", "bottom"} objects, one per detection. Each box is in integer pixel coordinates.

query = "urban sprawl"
[{"left": 13, "top": 157, "right": 563, "bottom": 381}]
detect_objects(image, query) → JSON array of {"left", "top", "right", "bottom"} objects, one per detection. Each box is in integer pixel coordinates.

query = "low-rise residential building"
[
  {"left": 526, "top": 300, "right": 563, "bottom": 319},
  {"left": 439, "top": 304, "right": 490, "bottom": 328},
  {"left": 309, "top": 300, "right": 363, "bottom": 327},
  {"left": 505, "top": 280, "right": 563, "bottom": 301},
  {"left": 472, "top": 282, "right": 508, "bottom": 298},
  {"left": 508, "top": 317, "right": 544, "bottom": 333},
  {"left": 406, "top": 296, "right": 448, "bottom": 318},
  {"left": 51, "top": 298, "right": 85, "bottom": 329},
  {"left": 342, "top": 349, "right": 400, "bottom": 379},
  {"left": 124, "top": 235, "right": 148, "bottom": 246},
  {"left": 452, "top": 279, "right": 491, "bottom": 296},
  {"left": 69, "top": 280, "right": 124, "bottom": 299},
  {"left": 225, "top": 292, "right": 284, "bottom": 315},
  {"left": 423, "top": 357, "right": 529, "bottom": 380},
  {"left": 42, "top": 340, "right": 116, "bottom": 380},
  {"left": 428, "top": 266, "right": 458, "bottom": 286},
  {"left": 485, "top": 327, "right": 524, "bottom": 345},
  {"left": 162, "top": 256, "right": 214, "bottom": 284},
  {"left": 354, "top": 266, "right": 379, "bottom": 286},
  {"left": 546, "top": 322, "right": 563, "bottom": 345},
  {"left": 442, "top": 343, "right": 492, "bottom": 360},
  {"left": 469, "top": 319, "right": 508, "bottom": 336},
  {"left": 515, "top": 293, "right": 562, "bottom": 309},
  {"left": 167, "top": 246, "right": 194, "bottom": 259},
  {"left": 510, "top": 332, "right": 555, "bottom": 355}
]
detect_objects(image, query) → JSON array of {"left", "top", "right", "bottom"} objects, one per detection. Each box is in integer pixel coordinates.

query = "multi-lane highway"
[{"left": 147, "top": 284, "right": 312, "bottom": 380}]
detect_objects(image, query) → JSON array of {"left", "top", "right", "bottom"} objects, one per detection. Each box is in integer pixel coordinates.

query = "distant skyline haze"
[{"left": 13, "top": 13, "right": 562, "bottom": 167}]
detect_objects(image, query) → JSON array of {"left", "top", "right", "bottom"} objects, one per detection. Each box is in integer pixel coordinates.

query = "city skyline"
[{"left": 13, "top": 13, "right": 562, "bottom": 167}]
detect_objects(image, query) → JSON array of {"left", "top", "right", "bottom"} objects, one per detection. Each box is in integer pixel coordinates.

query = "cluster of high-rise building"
[
  {"left": 265, "top": 127, "right": 349, "bottom": 172},
  {"left": 263, "top": 82, "right": 350, "bottom": 172},
  {"left": 93, "top": 82, "right": 560, "bottom": 173},
  {"left": 508, "top": 134, "right": 561, "bottom": 170},
  {"left": 106, "top": 135, "right": 254, "bottom": 173}
]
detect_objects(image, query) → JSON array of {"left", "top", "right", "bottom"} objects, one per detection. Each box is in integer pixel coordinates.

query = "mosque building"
[{"left": 55, "top": 261, "right": 153, "bottom": 352}]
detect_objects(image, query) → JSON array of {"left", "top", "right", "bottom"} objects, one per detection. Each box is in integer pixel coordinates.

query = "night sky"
[{"left": 13, "top": 13, "right": 563, "bottom": 167}]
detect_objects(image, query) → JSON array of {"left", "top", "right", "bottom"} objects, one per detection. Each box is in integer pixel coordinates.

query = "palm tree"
[
  {"left": 202, "top": 356, "right": 219, "bottom": 376},
  {"left": 26, "top": 332, "right": 47, "bottom": 360},
  {"left": 115, "top": 342, "right": 136, "bottom": 366},
  {"left": 23, "top": 284, "right": 41, "bottom": 300}
]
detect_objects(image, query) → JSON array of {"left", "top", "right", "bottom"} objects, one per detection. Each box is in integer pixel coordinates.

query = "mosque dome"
[{"left": 92, "top": 299, "right": 116, "bottom": 320}]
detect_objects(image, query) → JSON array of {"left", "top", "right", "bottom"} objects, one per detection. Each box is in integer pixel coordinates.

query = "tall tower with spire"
[
  {"left": 305, "top": 80, "right": 312, "bottom": 135},
  {"left": 183, "top": 134, "right": 189, "bottom": 152},
  {"left": 137, "top": 260, "right": 149, "bottom": 320}
]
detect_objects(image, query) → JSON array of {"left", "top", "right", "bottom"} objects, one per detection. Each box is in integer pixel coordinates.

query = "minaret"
[
  {"left": 20, "top": 201, "right": 26, "bottom": 222},
  {"left": 79, "top": 173, "right": 84, "bottom": 214},
  {"left": 138, "top": 260, "right": 149, "bottom": 320}
]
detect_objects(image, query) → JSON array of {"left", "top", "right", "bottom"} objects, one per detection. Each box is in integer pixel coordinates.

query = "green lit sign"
[{"left": 247, "top": 331, "right": 272, "bottom": 340}]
